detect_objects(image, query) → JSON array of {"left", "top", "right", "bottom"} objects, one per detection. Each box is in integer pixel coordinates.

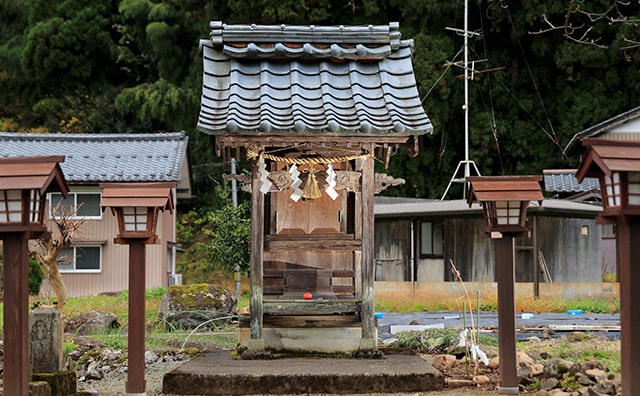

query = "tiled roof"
[
  {"left": 0, "top": 132, "right": 189, "bottom": 184},
  {"left": 198, "top": 21, "right": 432, "bottom": 136},
  {"left": 543, "top": 169, "right": 600, "bottom": 193},
  {"left": 564, "top": 104, "right": 640, "bottom": 155}
]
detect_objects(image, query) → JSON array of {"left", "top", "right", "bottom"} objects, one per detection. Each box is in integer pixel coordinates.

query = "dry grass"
[{"left": 374, "top": 290, "right": 619, "bottom": 314}]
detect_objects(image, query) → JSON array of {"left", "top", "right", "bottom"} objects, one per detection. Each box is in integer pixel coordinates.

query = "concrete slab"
[{"left": 162, "top": 350, "right": 445, "bottom": 395}]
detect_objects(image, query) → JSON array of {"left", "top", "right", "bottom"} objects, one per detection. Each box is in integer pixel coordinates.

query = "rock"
[
  {"left": 570, "top": 360, "right": 606, "bottom": 376},
  {"left": 534, "top": 391, "right": 550, "bottom": 396},
  {"left": 577, "top": 372, "right": 595, "bottom": 386},
  {"left": 432, "top": 354, "right": 457, "bottom": 371},
  {"left": 158, "top": 284, "right": 237, "bottom": 329},
  {"left": 593, "top": 381, "right": 616, "bottom": 395},
  {"left": 409, "top": 319, "right": 422, "bottom": 325},
  {"left": 530, "top": 363, "right": 545, "bottom": 376},
  {"left": 517, "top": 350, "right": 535, "bottom": 367},
  {"left": 65, "top": 311, "right": 120, "bottom": 335},
  {"left": 145, "top": 350, "right": 160, "bottom": 364},
  {"left": 446, "top": 378, "right": 475, "bottom": 388},
  {"left": 585, "top": 368, "right": 608, "bottom": 380},
  {"left": 473, "top": 375, "right": 490, "bottom": 385},
  {"left": 543, "top": 358, "right": 574, "bottom": 379},
  {"left": 540, "top": 377, "right": 559, "bottom": 391},
  {"left": 488, "top": 355, "right": 500, "bottom": 369},
  {"left": 446, "top": 338, "right": 466, "bottom": 356}
]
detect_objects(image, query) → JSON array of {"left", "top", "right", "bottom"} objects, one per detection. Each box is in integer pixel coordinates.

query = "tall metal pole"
[
  {"left": 441, "top": 0, "right": 482, "bottom": 200},
  {"left": 126, "top": 240, "right": 147, "bottom": 395},
  {"left": 463, "top": 0, "right": 470, "bottom": 190},
  {"left": 3, "top": 233, "right": 30, "bottom": 396}
]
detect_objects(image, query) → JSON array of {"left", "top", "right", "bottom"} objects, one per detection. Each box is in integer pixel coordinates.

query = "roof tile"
[
  {"left": 0, "top": 132, "right": 188, "bottom": 184},
  {"left": 198, "top": 22, "right": 432, "bottom": 136}
]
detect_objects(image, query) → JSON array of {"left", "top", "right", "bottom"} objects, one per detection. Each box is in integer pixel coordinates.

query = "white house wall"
[{"left": 40, "top": 205, "right": 171, "bottom": 297}]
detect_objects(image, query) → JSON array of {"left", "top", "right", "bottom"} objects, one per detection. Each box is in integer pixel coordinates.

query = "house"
[
  {"left": 543, "top": 169, "right": 600, "bottom": 202},
  {"left": 0, "top": 132, "right": 191, "bottom": 297},
  {"left": 374, "top": 196, "right": 603, "bottom": 288},
  {"left": 197, "top": 21, "right": 431, "bottom": 352}
]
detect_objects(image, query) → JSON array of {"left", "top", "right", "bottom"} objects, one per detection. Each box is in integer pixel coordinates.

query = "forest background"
[{"left": 1, "top": 0, "right": 639, "bottom": 282}]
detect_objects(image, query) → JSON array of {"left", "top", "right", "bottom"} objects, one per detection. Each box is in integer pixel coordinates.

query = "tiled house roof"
[
  {"left": 198, "top": 21, "right": 432, "bottom": 136},
  {"left": 0, "top": 132, "right": 191, "bottom": 196},
  {"left": 543, "top": 169, "right": 600, "bottom": 194},
  {"left": 564, "top": 105, "right": 640, "bottom": 155}
]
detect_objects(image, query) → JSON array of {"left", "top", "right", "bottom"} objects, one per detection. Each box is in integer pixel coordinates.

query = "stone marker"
[{"left": 29, "top": 307, "right": 61, "bottom": 374}]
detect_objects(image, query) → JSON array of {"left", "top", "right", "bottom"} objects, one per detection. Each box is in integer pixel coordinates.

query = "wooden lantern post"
[
  {"left": 100, "top": 183, "right": 174, "bottom": 396},
  {"left": 575, "top": 138, "right": 640, "bottom": 396},
  {"left": 466, "top": 175, "right": 543, "bottom": 395},
  {"left": 0, "top": 156, "right": 68, "bottom": 396}
]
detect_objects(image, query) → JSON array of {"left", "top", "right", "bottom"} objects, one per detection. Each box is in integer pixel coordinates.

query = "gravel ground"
[{"left": 76, "top": 359, "right": 186, "bottom": 395}]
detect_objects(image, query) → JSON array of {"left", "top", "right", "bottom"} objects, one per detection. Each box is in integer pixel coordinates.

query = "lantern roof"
[
  {"left": 0, "top": 156, "right": 68, "bottom": 195},
  {"left": 575, "top": 139, "right": 640, "bottom": 182},
  {"left": 466, "top": 176, "right": 543, "bottom": 206},
  {"left": 100, "top": 183, "right": 175, "bottom": 213}
]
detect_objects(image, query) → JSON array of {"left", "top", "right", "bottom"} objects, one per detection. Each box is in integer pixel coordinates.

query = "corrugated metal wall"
[{"left": 375, "top": 215, "right": 603, "bottom": 284}]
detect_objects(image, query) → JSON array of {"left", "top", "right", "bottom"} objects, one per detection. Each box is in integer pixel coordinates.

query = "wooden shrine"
[{"left": 197, "top": 21, "right": 432, "bottom": 352}]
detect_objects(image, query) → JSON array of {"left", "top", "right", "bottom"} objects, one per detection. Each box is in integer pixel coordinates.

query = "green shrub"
[{"left": 28, "top": 257, "right": 44, "bottom": 295}]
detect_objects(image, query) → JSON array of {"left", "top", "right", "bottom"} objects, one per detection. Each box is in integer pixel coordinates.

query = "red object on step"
[{"left": 303, "top": 292, "right": 312, "bottom": 300}]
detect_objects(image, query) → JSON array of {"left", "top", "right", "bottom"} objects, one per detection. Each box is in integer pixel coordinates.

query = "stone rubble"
[{"left": 431, "top": 351, "right": 621, "bottom": 395}]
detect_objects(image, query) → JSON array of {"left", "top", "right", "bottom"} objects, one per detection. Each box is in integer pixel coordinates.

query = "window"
[
  {"left": 49, "top": 192, "right": 102, "bottom": 219},
  {"left": 58, "top": 246, "right": 101, "bottom": 273},
  {"left": 420, "top": 221, "right": 444, "bottom": 257},
  {"left": 602, "top": 224, "right": 616, "bottom": 239}
]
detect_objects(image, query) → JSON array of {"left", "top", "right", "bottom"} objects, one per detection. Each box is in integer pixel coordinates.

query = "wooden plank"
[
  {"left": 215, "top": 135, "right": 409, "bottom": 152},
  {"left": 249, "top": 159, "right": 265, "bottom": 344},
  {"left": 260, "top": 314, "right": 362, "bottom": 328},
  {"left": 265, "top": 238, "right": 362, "bottom": 252},
  {"left": 360, "top": 152, "right": 376, "bottom": 345},
  {"left": 263, "top": 299, "right": 361, "bottom": 314}
]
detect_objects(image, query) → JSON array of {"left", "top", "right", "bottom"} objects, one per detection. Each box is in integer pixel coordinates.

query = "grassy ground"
[{"left": 4, "top": 286, "right": 620, "bottom": 374}]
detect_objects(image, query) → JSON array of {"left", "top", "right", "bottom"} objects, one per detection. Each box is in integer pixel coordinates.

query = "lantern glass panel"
[
  {"left": 0, "top": 190, "right": 23, "bottom": 223},
  {"left": 495, "top": 201, "right": 521, "bottom": 225},
  {"left": 122, "top": 207, "right": 148, "bottom": 231},
  {"left": 482, "top": 203, "right": 492, "bottom": 227},
  {"left": 604, "top": 173, "right": 621, "bottom": 207},
  {"left": 29, "top": 189, "right": 42, "bottom": 223},
  {"left": 628, "top": 173, "right": 640, "bottom": 205}
]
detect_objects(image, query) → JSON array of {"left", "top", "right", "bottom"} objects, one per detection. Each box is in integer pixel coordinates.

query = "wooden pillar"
[
  {"left": 360, "top": 153, "right": 376, "bottom": 350},
  {"left": 532, "top": 216, "right": 539, "bottom": 299},
  {"left": 249, "top": 159, "right": 265, "bottom": 350},
  {"left": 3, "top": 232, "right": 30, "bottom": 396},
  {"left": 617, "top": 221, "right": 640, "bottom": 395},
  {"left": 494, "top": 236, "right": 518, "bottom": 394},
  {"left": 126, "top": 240, "right": 147, "bottom": 395}
]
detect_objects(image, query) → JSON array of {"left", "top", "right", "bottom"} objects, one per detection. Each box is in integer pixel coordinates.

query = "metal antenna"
[{"left": 441, "top": 0, "right": 482, "bottom": 200}]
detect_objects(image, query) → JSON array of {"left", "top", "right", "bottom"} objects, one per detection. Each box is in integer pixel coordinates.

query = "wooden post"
[
  {"left": 249, "top": 159, "right": 265, "bottom": 350},
  {"left": 494, "top": 236, "right": 518, "bottom": 394},
  {"left": 532, "top": 216, "right": 539, "bottom": 299},
  {"left": 617, "top": 221, "right": 640, "bottom": 395},
  {"left": 3, "top": 233, "right": 30, "bottom": 396},
  {"left": 126, "top": 240, "right": 147, "bottom": 394},
  {"left": 360, "top": 153, "right": 376, "bottom": 350}
]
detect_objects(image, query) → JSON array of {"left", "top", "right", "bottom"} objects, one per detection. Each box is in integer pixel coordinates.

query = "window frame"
[
  {"left": 49, "top": 192, "right": 102, "bottom": 220},
  {"left": 58, "top": 245, "right": 102, "bottom": 273},
  {"left": 420, "top": 221, "right": 444, "bottom": 258}
]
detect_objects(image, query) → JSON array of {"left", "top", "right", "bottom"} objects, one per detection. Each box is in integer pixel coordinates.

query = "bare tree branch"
[
  {"left": 528, "top": 0, "right": 640, "bottom": 53},
  {"left": 29, "top": 200, "right": 87, "bottom": 313}
]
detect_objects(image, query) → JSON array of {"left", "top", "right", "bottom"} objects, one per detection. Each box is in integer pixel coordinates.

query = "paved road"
[{"left": 377, "top": 311, "right": 620, "bottom": 340}]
